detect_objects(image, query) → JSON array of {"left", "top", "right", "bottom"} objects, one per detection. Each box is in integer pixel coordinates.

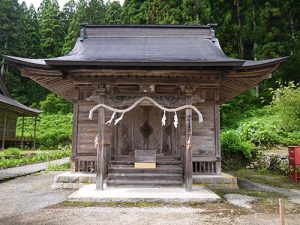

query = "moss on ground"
[{"left": 232, "top": 169, "right": 300, "bottom": 190}]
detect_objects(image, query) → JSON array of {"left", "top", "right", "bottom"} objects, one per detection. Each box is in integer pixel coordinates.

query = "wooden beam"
[
  {"left": 185, "top": 96, "right": 193, "bottom": 191},
  {"left": 20, "top": 113, "right": 25, "bottom": 150},
  {"left": 96, "top": 95, "right": 105, "bottom": 190},
  {"left": 1, "top": 110, "right": 7, "bottom": 150},
  {"left": 33, "top": 116, "right": 37, "bottom": 149}
]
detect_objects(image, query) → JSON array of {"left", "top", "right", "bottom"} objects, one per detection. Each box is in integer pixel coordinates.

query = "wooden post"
[
  {"left": 185, "top": 97, "right": 193, "bottom": 191},
  {"left": 20, "top": 113, "right": 25, "bottom": 149},
  {"left": 96, "top": 96, "right": 105, "bottom": 190},
  {"left": 71, "top": 101, "right": 79, "bottom": 173},
  {"left": 214, "top": 105, "right": 221, "bottom": 173},
  {"left": 1, "top": 110, "right": 7, "bottom": 150},
  {"left": 33, "top": 116, "right": 37, "bottom": 149},
  {"left": 279, "top": 198, "right": 285, "bottom": 225}
]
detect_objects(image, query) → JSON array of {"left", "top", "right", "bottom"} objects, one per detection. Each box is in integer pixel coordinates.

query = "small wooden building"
[
  {"left": 5, "top": 25, "right": 286, "bottom": 190},
  {"left": 0, "top": 79, "right": 41, "bottom": 150}
]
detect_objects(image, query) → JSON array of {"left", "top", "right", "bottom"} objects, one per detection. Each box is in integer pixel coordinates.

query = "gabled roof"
[{"left": 0, "top": 94, "right": 42, "bottom": 116}]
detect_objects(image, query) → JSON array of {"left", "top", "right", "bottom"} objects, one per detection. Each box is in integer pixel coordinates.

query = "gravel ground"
[
  {"left": 0, "top": 172, "right": 300, "bottom": 225},
  {"left": 0, "top": 158, "right": 70, "bottom": 181},
  {"left": 0, "top": 172, "right": 73, "bottom": 220}
]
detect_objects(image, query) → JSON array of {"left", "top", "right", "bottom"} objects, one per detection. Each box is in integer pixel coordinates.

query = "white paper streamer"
[{"left": 161, "top": 110, "right": 166, "bottom": 126}]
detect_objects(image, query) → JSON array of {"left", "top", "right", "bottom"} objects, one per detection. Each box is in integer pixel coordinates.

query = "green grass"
[
  {"left": 232, "top": 169, "right": 300, "bottom": 190},
  {"left": 214, "top": 188, "right": 287, "bottom": 200},
  {"left": 47, "top": 162, "right": 71, "bottom": 171},
  {"left": 61, "top": 201, "right": 164, "bottom": 208},
  {"left": 0, "top": 148, "right": 71, "bottom": 169}
]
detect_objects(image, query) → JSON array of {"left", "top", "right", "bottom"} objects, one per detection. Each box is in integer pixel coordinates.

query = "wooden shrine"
[{"left": 4, "top": 25, "right": 286, "bottom": 190}]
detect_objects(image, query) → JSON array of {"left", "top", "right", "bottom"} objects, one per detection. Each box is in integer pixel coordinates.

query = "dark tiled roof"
[
  {"left": 0, "top": 94, "right": 41, "bottom": 116},
  {"left": 3, "top": 25, "right": 287, "bottom": 69}
]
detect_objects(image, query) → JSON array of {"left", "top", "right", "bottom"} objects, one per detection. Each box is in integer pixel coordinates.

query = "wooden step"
[
  {"left": 108, "top": 166, "right": 183, "bottom": 174},
  {"left": 106, "top": 179, "right": 183, "bottom": 187},
  {"left": 109, "top": 160, "right": 183, "bottom": 165},
  {"left": 107, "top": 173, "right": 182, "bottom": 181}
]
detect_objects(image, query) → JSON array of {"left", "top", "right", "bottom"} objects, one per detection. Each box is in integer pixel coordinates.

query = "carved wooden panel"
[{"left": 115, "top": 106, "right": 177, "bottom": 156}]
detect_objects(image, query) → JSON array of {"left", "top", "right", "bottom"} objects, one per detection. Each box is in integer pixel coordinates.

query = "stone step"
[
  {"left": 108, "top": 173, "right": 183, "bottom": 181},
  {"left": 106, "top": 179, "right": 183, "bottom": 187}
]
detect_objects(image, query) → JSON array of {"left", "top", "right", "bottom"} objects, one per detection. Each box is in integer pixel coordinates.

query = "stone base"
[
  {"left": 193, "top": 173, "right": 238, "bottom": 190},
  {"left": 53, "top": 172, "right": 238, "bottom": 190},
  {"left": 68, "top": 184, "right": 221, "bottom": 203},
  {"left": 53, "top": 172, "right": 96, "bottom": 189}
]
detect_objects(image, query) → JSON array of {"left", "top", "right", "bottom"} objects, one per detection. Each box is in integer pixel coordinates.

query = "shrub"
[
  {"left": 16, "top": 113, "right": 72, "bottom": 149},
  {"left": 1, "top": 148, "right": 21, "bottom": 156},
  {"left": 238, "top": 115, "right": 284, "bottom": 147},
  {"left": 40, "top": 93, "right": 72, "bottom": 114},
  {"left": 270, "top": 83, "right": 300, "bottom": 132},
  {"left": 221, "top": 130, "right": 254, "bottom": 169}
]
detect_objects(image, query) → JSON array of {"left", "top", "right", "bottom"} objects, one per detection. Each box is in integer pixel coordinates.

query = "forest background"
[{"left": 1, "top": 0, "right": 300, "bottom": 167}]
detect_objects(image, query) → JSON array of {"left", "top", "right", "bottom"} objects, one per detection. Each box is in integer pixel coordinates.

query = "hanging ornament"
[
  {"left": 114, "top": 112, "right": 125, "bottom": 125},
  {"left": 94, "top": 136, "right": 98, "bottom": 148},
  {"left": 161, "top": 110, "right": 166, "bottom": 126},
  {"left": 173, "top": 111, "right": 178, "bottom": 128},
  {"left": 105, "top": 112, "right": 116, "bottom": 125}
]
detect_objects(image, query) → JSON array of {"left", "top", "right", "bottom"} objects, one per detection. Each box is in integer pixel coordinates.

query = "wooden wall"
[
  {"left": 74, "top": 101, "right": 219, "bottom": 161},
  {"left": 180, "top": 105, "right": 218, "bottom": 158},
  {"left": 0, "top": 109, "right": 18, "bottom": 138},
  {"left": 74, "top": 101, "right": 112, "bottom": 156}
]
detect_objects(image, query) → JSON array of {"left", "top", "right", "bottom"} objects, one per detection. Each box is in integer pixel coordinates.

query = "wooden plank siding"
[
  {"left": 75, "top": 101, "right": 113, "bottom": 155},
  {"left": 180, "top": 105, "right": 216, "bottom": 157},
  {"left": 0, "top": 109, "right": 18, "bottom": 138}
]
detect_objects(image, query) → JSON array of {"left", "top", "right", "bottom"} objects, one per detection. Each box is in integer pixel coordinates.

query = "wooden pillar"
[
  {"left": 71, "top": 102, "right": 79, "bottom": 173},
  {"left": 96, "top": 96, "right": 105, "bottom": 190},
  {"left": 33, "top": 116, "right": 37, "bottom": 149},
  {"left": 20, "top": 113, "right": 25, "bottom": 149},
  {"left": 1, "top": 110, "right": 7, "bottom": 150},
  {"left": 214, "top": 105, "right": 221, "bottom": 173},
  {"left": 185, "top": 97, "right": 193, "bottom": 191}
]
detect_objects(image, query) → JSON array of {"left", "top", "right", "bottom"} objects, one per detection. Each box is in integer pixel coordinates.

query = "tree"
[
  {"left": 38, "top": 0, "right": 64, "bottom": 57},
  {"left": 106, "top": 0, "right": 122, "bottom": 24},
  {"left": 61, "top": 0, "right": 77, "bottom": 35}
]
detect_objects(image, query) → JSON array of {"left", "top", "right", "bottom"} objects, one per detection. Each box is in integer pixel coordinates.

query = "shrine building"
[{"left": 4, "top": 25, "right": 286, "bottom": 190}]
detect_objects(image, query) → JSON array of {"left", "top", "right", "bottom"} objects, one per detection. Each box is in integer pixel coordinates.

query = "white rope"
[{"left": 89, "top": 96, "right": 203, "bottom": 125}]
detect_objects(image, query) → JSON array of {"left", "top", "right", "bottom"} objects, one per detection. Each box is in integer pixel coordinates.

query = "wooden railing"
[
  {"left": 193, "top": 161, "right": 217, "bottom": 174},
  {"left": 75, "top": 156, "right": 97, "bottom": 173}
]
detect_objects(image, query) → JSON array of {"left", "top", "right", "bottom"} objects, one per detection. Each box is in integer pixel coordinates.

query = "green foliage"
[
  {"left": 270, "top": 83, "right": 300, "bottom": 131},
  {"left": 220, "top": 89, "right": 264, "bottom": 129},
  {"left": 1, "top": 148, "right": 21, "bottom": 157},
  {"left": 38, "top": 0, "right": 64, "bottom": 57},
  {"left": 221, "top": 130, "right": 254, "bottom": 169},
  {"left": 39, "top": 93, "right": 72, "bottom": 114},
  {"left": 0, "top": 149, "right": 71, "bottom": 169},
  {"left": 238, "top": 115, "right": 284, "bottom": 147},
  {"left": 47, "top": 162, "right": 71, "bottom": 171},
  {"left": 16, "top": 113, "right": 72, "bottom": 149},
  {"left": 106, "top": 0, "right": 122, "bottom": 24}
]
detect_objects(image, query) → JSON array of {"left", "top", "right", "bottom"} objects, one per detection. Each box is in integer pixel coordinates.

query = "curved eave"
[
  {"left": 3, "top": 55, "right": 50, "bottom": 69},
  {"left": 219, "top": 57, "right": 288, "bottom": 103},
  {"left": 240, "top": 57, "right": 288, "bottom": 70}
]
